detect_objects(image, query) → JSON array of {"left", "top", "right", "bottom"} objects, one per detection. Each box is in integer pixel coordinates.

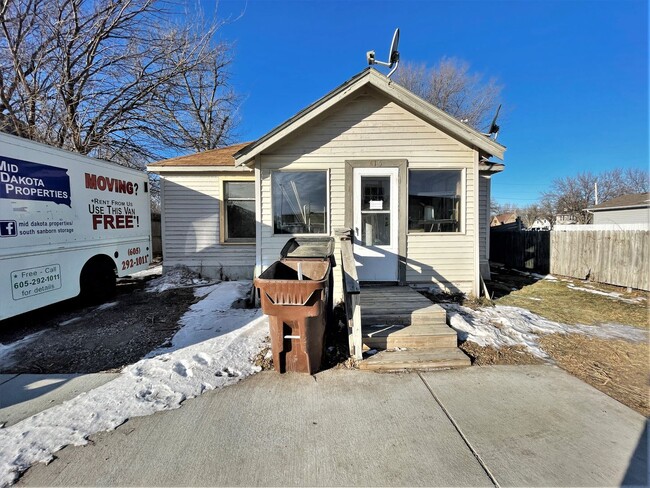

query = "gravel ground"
[{"left": 0, "top": 270, "right": 201, "bottom": 374}]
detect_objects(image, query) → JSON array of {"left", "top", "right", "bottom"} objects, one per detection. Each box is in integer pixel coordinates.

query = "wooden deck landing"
[{"left": 358, "top": 286, "right": 470, "bottom": 371}]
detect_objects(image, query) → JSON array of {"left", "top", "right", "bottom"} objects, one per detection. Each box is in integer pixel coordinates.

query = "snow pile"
[
  {"left": 444, "top": 303, "right": 647, "bottom": 359},
  {"left": 127, "top": 264, "right": 163, "bottom": 279},
  {"left": 146, "top": 265, "right": 212, "bottom": 293},
  {"left": 0, "top": 281, "right": 268, "bottom": 488}
]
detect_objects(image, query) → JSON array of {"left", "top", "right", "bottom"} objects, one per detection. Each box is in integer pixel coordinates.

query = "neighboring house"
[
  {"left": 555, "top": 213, "right": 578, "bottom": 225},
  {"left": 490, "top": 212, "right": 517, "bottom": 227},
  {"left": 529, "top": 218, "right": 551, "bottom": 231},
  {"left": 149, "top": 68, "right": 506, "bottom": 297},
  {"left": 585, "top": 193, "right": 650, "bottom": 226}
]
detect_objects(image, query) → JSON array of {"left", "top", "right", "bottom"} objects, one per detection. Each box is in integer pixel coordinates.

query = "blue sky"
[{"left": 209, "top": 0, "right": 648, "bottom": 205}]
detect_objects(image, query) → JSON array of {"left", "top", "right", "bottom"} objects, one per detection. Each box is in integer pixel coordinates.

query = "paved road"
[{"left": 14, "top": 365, "right": 649, "bottom": 486}]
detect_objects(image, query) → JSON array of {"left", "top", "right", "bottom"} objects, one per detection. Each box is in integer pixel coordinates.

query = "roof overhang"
[
  {"left": 234, "top": 68, "right": 506, "bottom": 166},
  {"left": 479, "top": 161, "right": 505, "bottom": 174},
  {"left": 584, "top": 203, "right": 649, "bottom": 212},
  {"left": 147, "top": 165, "right": 252, "bottom": 175}
]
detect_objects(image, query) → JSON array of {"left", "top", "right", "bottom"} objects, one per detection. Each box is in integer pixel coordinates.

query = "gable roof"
[
  {"left": 148, "top": 143, "right": 251, "bottom": 172},
  {"left": 586, "top": 192, "right": 650, "bottom": 211},
  {"left": 233, "top": 68, "right": 505, "bottom": 166},
  {"left": 491, "top": 212, "right": 517, "bottom": 225}
]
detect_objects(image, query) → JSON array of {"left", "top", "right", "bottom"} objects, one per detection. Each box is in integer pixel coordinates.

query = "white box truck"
[{"left": 0, "top": 132, "right": 152, "bottom": 321}]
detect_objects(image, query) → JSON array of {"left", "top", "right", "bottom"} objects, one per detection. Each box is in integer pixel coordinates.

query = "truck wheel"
[{"left": 80, "top": 258, "right": 116, "bottom": 303}]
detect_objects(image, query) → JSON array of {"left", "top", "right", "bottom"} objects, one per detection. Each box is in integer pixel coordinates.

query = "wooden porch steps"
[
  {"left": 363, "top": 323, "right": 457, "bottom": 349},
  {"left": 359, "top": 348, "right": 470, "bottom": 372},
  {"left": 358, "top": 286, "right": 470, "bottom": 371}
]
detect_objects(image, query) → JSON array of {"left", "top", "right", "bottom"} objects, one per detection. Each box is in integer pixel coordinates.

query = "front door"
[{"left": 353, "top": 167, "right": 398, "bottom": 281}]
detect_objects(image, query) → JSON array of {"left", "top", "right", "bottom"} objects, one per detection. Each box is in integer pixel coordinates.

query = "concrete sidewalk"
[
  {"left": 15, "top": 365, "right": 648, "bottom": 487},
  {"left": 0, "top": 373, "right": 119, "bottom": 428}
]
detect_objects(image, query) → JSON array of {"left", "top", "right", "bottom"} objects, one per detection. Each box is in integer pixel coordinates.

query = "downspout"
[{"left": 473, "top": 151, "right": 480, "bottom": 298}]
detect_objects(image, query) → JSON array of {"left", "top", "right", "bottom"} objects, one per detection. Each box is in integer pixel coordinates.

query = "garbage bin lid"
[{"left": 280, "top": 237, "right": 335, "bottom": 260}]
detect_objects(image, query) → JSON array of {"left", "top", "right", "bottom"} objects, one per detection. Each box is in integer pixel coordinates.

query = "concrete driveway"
[{"left": 15, "top": 365, "right": 648, "bottom": 487}]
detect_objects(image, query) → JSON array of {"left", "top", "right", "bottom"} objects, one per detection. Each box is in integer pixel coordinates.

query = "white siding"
[
  {"left": 258, "top": 88, "right": 479, "bottom": 295},
  {"left": 161, "top": 172, "right": 255, "bottom": 279},
  {"left": 592, "top": 207, "right": 650, "bottom": 225}
]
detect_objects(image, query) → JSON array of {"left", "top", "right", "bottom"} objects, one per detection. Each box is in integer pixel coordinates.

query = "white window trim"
[
  {"left": 220, "top": 177, "right": 256, "bottom": 245},
  {"left": 270, "top": 169, "right": 330, "bottom": 237}
]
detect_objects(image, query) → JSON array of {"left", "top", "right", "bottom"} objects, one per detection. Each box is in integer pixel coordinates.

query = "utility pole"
[{"left": 594, "top": 182, "right": 599, "bottom": 205}]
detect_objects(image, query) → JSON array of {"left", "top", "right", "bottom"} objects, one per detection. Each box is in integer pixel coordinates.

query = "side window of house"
[
  {"left": 224, "top": 181, "right": 255, "bottom": 242},
  {"left": 272, "top": 171, "right": 328, "bottom": 234},
  {"left": 408, "top": 170, "right": 462, "bottom": 233}
]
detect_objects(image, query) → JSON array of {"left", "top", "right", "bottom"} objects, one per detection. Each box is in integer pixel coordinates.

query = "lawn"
[
  {"left": 494, "top": 276, "right": 649, "bottom": 329},
  {"left": 461, "top": 267, "right": 650, "bottom": 416}
]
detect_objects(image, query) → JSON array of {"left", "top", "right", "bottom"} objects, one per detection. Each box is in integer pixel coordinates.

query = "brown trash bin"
[
  {"left": 279, "top": 237, "right": 335, "bottom": 326},
  {"left": 254, "top": 259, "right": 330, "bottom": 374}
]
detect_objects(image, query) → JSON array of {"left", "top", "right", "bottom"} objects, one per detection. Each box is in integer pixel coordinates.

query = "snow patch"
[
  {"left": 506, "top": 268, "right": 557, "bottom": 281},
  {"left": 566, "top": 284, "right": 646, "bottom": 304},
  {"left": 146, "top": 265, "right": 213, "bottom": 293},
  {"left": 0, "top": 331, "right": 46, "bottom": 369},
  {"left": 58, "top": 317, "right": 82, "bottom": 327},
  {"left": 0, "top": 281, "right": 268, "bottom": 488},
  {"left": 127, "top": 264, "right": 163, "bottom": 279},
  {"left": 444, "top": 303, "right": 648, "bottom": 359},
  {"left": 96, "top": 301, "right": 118, "bottom": 311}
]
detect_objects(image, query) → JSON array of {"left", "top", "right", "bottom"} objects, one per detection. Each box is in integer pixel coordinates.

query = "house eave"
[
  {"left": 584, "top": 204, "right": 649, "bottom": 212},
  {"left": 479, "top": 162, "right": 505, "bottom": 174},
  {"left": 234, "top": 68, "right": 506, "bottom": 166},
  {"left": 147, "top": 165, "right": 253, "bottom": 174}
]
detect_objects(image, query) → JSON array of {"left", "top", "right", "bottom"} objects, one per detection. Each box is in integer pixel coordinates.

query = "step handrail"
[{"left": 338, "top": 229, "right": 363, "bottom": 360}]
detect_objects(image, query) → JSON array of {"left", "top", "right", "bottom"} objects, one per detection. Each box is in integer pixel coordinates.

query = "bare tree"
[
  {"left": 394, "top": 58, "right": 502, "bottom": 131},
  {"left": 517, "top": 203, "right": 545, "bottom": 228},
  {"left": 0, "top": 0, "right": 237, "bottom": 165},
  {"left": 148, "top": 37, "right": 239, "bottom": 152},
  {"left": 542, "top": 168, "right": 649, "bottom": 224}
]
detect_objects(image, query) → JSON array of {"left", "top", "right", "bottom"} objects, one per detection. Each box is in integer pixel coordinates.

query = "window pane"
[
  {"left": 225, "top": 181, "right": 254, "bottom": 199},
  {"left": 272, "top": 172, "right": 327, "bottom": 234},
  {"left": 361, "top": 176, "right": 390, "bottom": 211},
  {"left": 408, "top": 170, "right": 461, "bottom": 233},
  {"left": 361, "top": 213, "right": 390, "bottom": 246},
  {"left": 227, "top": 200, "right": 255, "bottom": 239}
]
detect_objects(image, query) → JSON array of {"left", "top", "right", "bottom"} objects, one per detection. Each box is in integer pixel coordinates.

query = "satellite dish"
[
  {"left": 483, "top": 104, "right": 502, "bottom": 140},
  {"left": 366, "top": 28, "right": 401, "bottom": 78}
]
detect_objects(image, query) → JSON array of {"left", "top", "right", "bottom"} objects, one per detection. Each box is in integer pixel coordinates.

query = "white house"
[
  {"left": 586, "top": 193, "right": 650, "bottom": 226},
  {"left": 148, "top": 68, "right": 506, "bottom": 298}
]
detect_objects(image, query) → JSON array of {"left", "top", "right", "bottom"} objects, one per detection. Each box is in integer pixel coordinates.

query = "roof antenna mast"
[{"left": 367, "top": 28, "right": 400, "bottom": 78}]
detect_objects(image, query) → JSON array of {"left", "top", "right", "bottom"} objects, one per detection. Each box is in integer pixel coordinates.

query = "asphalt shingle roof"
[
  {"left": 149, "top": 142, "right": 251, "bottom": 167},
  {"left": 588, "top": 193, "right": 650, "bottom": 211}
]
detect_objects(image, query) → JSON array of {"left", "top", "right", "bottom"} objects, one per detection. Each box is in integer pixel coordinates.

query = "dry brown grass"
[
  {"left": 539, "top": 334, "right": 650, "bottom": 417},
  {"left": 495, "top": 279, "right": 649, "bottom": 329},
  {"left": 459, "top": 341, "right": 543, "bottom": 366}
]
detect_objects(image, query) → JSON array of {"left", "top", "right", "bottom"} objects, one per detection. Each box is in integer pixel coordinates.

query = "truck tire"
[{"left": 80, "top": 257, "right": 116, "bottom": 303}]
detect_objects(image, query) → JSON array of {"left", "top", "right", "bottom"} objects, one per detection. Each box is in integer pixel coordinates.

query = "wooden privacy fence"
[
  {"left": 490, "top": 230, "right": 550, "bottom": 273},
  {"left": 490, "top": 229, "right": 649, "bottom": 290},
  {"left": 551, "top": 229, "right": 649, "bottom": 291}
]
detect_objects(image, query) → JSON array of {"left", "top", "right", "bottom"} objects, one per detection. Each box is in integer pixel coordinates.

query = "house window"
[
  {"left": 408, "top": 170, "right": 462, "bottom": 233},
  {"left": 223, "top": 181, "right": 255, "bottom": 242},
  {"left": 272, "top": 171, "right": 328, "bottom": 234}
]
